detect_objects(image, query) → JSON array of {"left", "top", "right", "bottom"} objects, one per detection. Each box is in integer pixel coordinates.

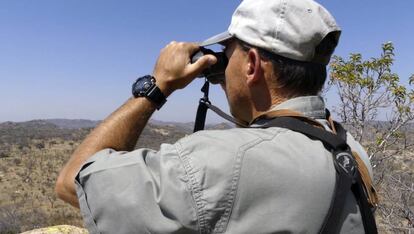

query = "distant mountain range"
[
  {"left": 1, "top": 118, "right": 412, "bottom": 131},
  {"left": 0, "top": 119, "right": 234, "bottom": 151},
  {"left": 0, "top": 119, "right": 233, "bottom": 131}
]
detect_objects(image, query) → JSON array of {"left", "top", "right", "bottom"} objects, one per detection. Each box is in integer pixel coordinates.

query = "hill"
[{"left": 44, "top": 119, "right": 100, "bottom": 129}]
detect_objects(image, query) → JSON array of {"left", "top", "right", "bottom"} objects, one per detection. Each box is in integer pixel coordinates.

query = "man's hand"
[{"left": 153, "top": 42, "right": 217, "bottom": 96}]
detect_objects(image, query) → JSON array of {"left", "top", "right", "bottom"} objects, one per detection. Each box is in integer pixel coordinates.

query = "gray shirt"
[{"left": 75, "top": 96, "right": 372, "bottom": 234}]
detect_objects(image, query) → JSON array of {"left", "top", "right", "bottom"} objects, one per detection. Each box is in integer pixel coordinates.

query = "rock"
[{"left": 20, "top": 225, "right": 88, "bottom": 234}]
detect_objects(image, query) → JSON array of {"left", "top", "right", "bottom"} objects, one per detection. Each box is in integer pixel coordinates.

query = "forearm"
[
  {"left": 56, "top": 41, "right": 215, "bottom": 208},
  {"left": 80, "top": 97, "right": 156, "bottom": 152},
  {"left": 56, "top": 97, "right": 157, "bottom": 207}
]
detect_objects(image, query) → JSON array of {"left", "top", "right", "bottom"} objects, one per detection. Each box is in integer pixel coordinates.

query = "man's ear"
[{"left": 246, "top": 48, "right": 263, "bottom": 86}]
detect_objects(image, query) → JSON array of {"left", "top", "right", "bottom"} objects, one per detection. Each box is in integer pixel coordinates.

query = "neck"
[{"left": 251, "top": 94, "right": 287, "bottom": 122}]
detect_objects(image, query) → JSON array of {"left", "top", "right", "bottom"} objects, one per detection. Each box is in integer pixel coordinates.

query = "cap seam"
[{"left": 272, "top": 0, "right": 287, "bottom": 53}]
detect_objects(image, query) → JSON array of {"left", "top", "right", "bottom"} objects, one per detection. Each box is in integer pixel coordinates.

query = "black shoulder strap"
[
  {"left": 264, "top": 116, "right": 348, "bottom": 150},
  {"left": 334, "top": 121, "right": 378, "bottom": 234},
  {"left": 260, "top": 117, "right": 377, "bottom": 234}
]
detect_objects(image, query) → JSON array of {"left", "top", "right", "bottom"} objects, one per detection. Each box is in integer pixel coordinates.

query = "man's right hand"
[{"left": 152, "top": 41, "right": 217, "bottom": 97}]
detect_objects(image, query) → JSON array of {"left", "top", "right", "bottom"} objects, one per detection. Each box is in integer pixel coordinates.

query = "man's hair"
[{"left": 236, "top": 33, "right": 338, "bottom": 98}]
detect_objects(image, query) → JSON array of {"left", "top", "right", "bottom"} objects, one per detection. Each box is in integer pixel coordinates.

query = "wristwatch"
[{"left": 132, "top": 75, "right": 166, "bottom": 109}]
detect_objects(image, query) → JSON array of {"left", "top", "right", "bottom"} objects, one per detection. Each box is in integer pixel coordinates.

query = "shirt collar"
[{"left": 250, "top": 96, "right": 326, "bottom": 127}]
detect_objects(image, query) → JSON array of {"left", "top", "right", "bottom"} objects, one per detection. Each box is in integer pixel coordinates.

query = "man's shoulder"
[
  {"left": 174, "top": 127, "right": 289, "bottom": 153},
  {"left": 171, "top": 126, "right": 323, "bottom": 172},
  {"left": 171, "top": 127, "right": 290, "bottom": 180}
]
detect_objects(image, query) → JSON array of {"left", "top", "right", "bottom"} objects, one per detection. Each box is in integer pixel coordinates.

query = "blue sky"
[{"left": 1, "top": 0, "right": 413, "bottom": 123}]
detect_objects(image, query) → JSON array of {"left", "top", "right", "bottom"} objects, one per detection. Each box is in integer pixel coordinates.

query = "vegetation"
[
  {"left": 0, "top": 121, "right": 192, "bottom": 233},
  {"left": 330, "top": 42, "right": 414, "bottom": 232},
  {"left": 0, "top": 138, "right": 84, "bottom": 233}
]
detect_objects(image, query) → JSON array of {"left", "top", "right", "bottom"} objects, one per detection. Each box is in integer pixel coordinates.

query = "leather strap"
[
  {"left": 326, "top": 110, "right": 337, "bottom": 134},
  {"left": 251, "top": 109, "right": 326, "bottom": 129},
  {"left": 352, "top": 151, "right": 379, "bottom": 207}
]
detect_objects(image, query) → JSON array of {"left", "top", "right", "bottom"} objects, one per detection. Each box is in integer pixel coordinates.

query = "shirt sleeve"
[{"left": 74, "top": 144, "right": 199, "bottom": 234}]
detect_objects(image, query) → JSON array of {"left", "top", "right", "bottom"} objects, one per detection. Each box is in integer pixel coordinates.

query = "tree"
[
  {"left": 330, "top": 42, "right": 414, "bottom": 163},
  {"left": 329, "top": 42, "right": 414, "bottom": 232}
]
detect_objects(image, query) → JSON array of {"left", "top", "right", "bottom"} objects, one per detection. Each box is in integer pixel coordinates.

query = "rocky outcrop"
[{"left": 20, "top": 225, "right": 87, "bottom": 234}]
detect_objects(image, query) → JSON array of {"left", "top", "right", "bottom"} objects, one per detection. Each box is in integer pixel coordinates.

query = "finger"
[
  {"left": 186, "top": 54, "right": 217, "bottom": 78},
  {"left": 184, "top": 42, "right": 203, "bottom": 55}
]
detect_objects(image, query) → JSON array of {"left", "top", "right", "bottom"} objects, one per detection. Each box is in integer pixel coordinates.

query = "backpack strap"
[
  {"left": 333, "top": 122, "right": 379, "bottom": 234},
  {"left": 257, "top": 116, "right": 378, "bottom": 233},
  {"left": 333, "top": 122, "right": 379, "bottom": 208}
]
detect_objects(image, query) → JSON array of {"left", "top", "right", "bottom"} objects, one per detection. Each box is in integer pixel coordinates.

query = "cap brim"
[{"left": 199, "top": 31, "right": 233, "bottom": 47}]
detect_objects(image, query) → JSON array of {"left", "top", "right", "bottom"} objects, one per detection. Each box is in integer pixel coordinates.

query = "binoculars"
[{"left": 191, "top": 47, "right": 228, "bottom": 84}]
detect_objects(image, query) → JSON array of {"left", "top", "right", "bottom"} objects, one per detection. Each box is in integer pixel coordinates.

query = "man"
[{"left": 56, "top": 0, "right": 377, "bottom": 233}]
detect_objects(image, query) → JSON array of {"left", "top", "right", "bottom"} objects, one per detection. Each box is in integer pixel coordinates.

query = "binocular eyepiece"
[{"left": 191, "top": 47, "right": 228, "bottom": 84}]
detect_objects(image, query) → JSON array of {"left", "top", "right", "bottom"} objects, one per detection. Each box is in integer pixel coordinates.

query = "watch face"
[
  {"left": 133, "top": 75, "right": 155, "bottom": 97},
  {"left": 132, "top": 75, "right": 166, "bottom": 109}
]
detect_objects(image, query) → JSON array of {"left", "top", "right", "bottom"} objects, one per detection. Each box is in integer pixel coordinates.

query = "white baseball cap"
[{"left": 200, "top": 0, "right": 341, "bottom": 65}]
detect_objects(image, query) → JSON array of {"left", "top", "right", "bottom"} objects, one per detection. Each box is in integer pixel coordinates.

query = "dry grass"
[{"left": 0, "top": 139, "right": 83, "bottom": 233}]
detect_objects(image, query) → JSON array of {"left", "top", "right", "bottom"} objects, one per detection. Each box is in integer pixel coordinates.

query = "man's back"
[
  {"left": 75, "top": 97, "right": 371, "bottom": 233},
  {"left": 177, "top": 125, "right": 367, "bottom": 233}
]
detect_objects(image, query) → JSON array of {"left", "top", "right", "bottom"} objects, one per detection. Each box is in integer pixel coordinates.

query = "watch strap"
[{"left": 146, "top": 85, "right": 166, "bottom": 110}]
